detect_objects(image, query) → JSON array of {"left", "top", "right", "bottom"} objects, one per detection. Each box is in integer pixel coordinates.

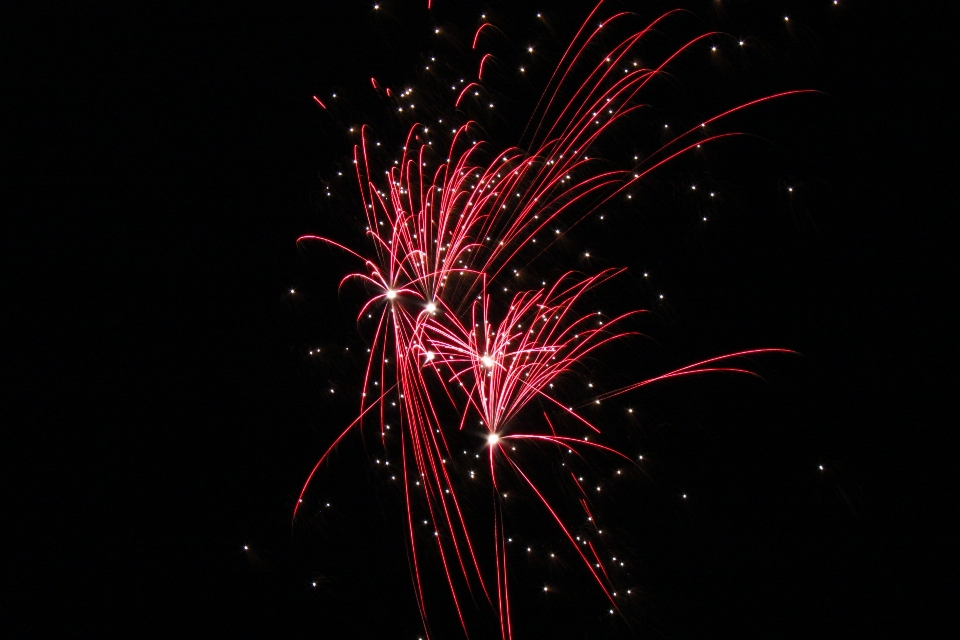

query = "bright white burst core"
[
  {"left": 426, "top": 302, "right": 437, "bottom": 313},
  {"left": 425, "top": 351, "right": 435, "bottom": 361},
  {"left": 487, "top": 433, "right": 499, "bottom": 446},
  {"left": 481, "top": 355, "right": 494, "bottom": 368},
  {"left": 386, "top": 289, "right": 397, "bottom": 300}
]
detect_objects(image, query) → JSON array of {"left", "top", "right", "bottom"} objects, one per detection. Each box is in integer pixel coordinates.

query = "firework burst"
[{"left": 294, "top": 3, "right": 806, "bottom": 637}]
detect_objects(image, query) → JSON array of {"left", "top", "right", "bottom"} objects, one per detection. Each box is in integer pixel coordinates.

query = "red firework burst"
[{"left": 294, "top": 4, "right": 807, "bottom": 638}]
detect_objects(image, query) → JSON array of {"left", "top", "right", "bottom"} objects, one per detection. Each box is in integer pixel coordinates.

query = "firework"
[{"left": 295, "top": 4, "right": 805, "bottom": 637}]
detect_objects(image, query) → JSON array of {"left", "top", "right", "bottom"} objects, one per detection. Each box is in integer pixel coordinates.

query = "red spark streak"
[
  {"left": 473, "top": 23, "right": 493, "bottom": 49},
  {"left": 295, "top": 4, "right": 809, "bottom": 637},
  {"left": 478, "top": 53, "right": 494, "bottom": 80}
]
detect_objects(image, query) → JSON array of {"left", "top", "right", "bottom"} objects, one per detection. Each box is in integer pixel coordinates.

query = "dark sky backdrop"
[{"left": 9, "top": 1, "right": 956, "bottom": 638}]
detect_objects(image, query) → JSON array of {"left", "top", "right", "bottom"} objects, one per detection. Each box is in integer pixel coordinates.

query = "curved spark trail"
[{"left": 295, "top": 4, "right": 808, "bottom": 638}]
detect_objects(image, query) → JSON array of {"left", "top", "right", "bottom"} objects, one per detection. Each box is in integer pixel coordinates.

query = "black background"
[{"left": 8, "top": 0, "right": 956, "bottom": 638}]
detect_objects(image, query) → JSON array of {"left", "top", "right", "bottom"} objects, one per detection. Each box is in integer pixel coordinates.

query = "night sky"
[{"left": 10, "top": 1, "right": 955, "bottom": 638}]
